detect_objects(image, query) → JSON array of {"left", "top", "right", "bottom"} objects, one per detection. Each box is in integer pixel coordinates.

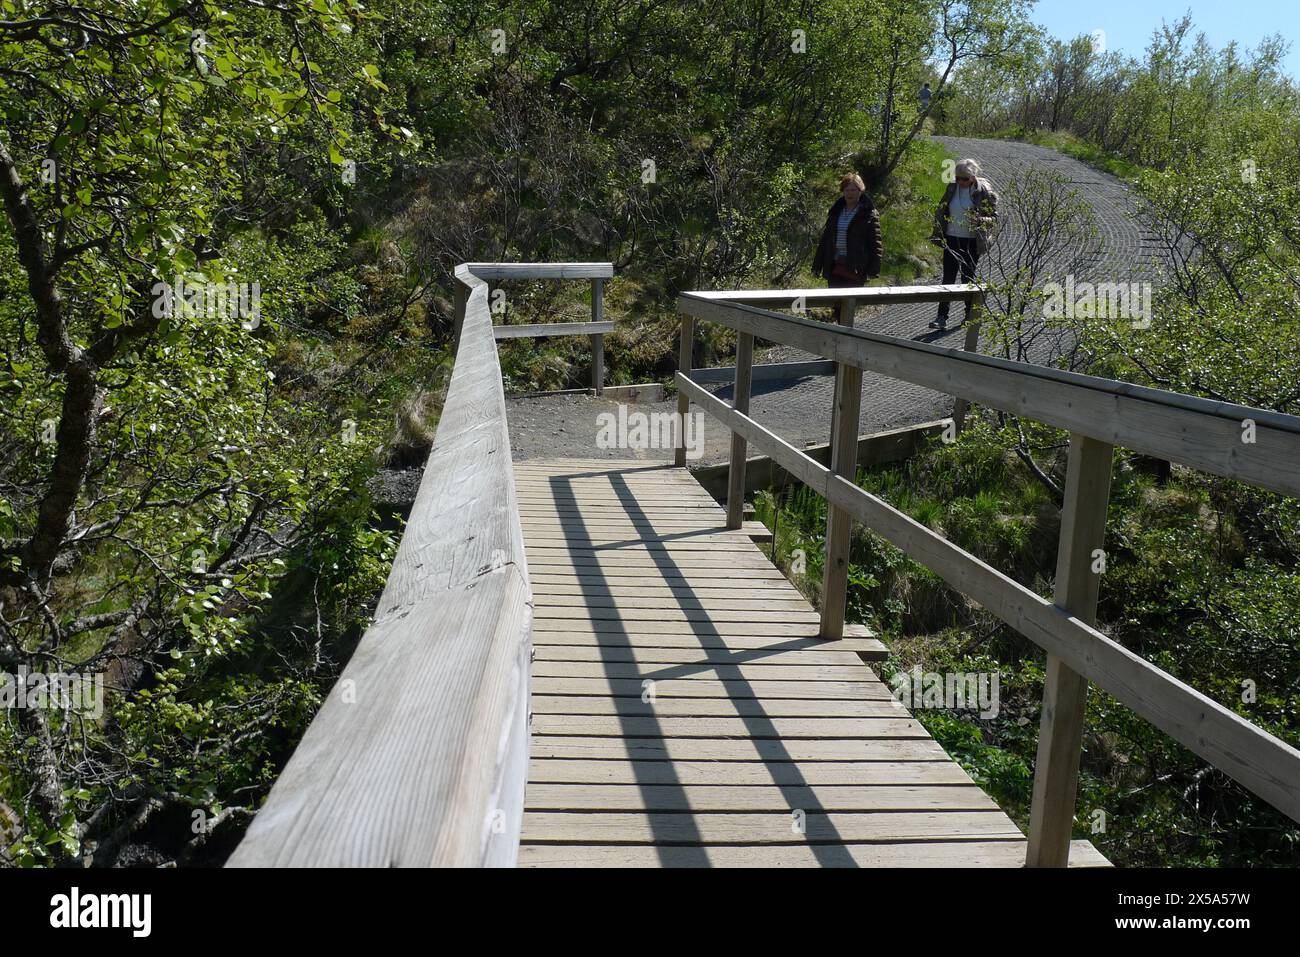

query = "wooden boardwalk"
[{"left": 515, "top": 459, "right": 1108, "bottom": 867}]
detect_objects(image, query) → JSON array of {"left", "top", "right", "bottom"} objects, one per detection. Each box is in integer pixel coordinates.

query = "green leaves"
[{"left": 359, "top": 63, "right": 389, "bottom": 92}]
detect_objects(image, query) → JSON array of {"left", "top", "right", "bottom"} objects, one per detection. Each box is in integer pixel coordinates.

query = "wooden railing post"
[
  {"left": 591, "top": 278, "right": 605, "bottom": 395},
  {"left": 674, "top": 314, "right": 695, "bottom": 468},
  {"left": 952, "top": 290, "right": 984, "bottom": 433},
  {"left": 820, "top": 296, "right": 860, "bottom": 639},
  {"left": 1027, "top": 432, "right": 1114, "bottom": 866},
  {"left": 826, "top": 295, "right": 858, "bottom": 471},
  {"left": 725, "top": 332, "right": 754, "bottom": 529}
]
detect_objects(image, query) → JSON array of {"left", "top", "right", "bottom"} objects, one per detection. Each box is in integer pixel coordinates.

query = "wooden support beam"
[
  {"left": 952, "top": 291, "right": 984, "bottom": 433},
  {"left": 1027, "top": 434, "right": 1114, "bottom": 867},
  {"left": 726, "top": 332, "right": 754, "bottom": 529},
  {"left": 591, "top": 334, "right": 605, "bottom": 395},
  {"left": 692, "top": 284, "right": 983, "bottom": 306},
  {"left": 675, "top": 314, "right": 694, "bottom": 468},
  {"left": 821, "top": 297, "right": 860, "bottom": 640},
  {"left": 462, "top": 262, "right": 614, "bottom": 280},
  {"left": 687, "top": 360, "right": 837, "bottom": 384},
  {"left": 592, "top": 278, "right": 605, "bottom": 395},
  {"left": 492, "top": 320, "right": 614, "bottom": 340}
]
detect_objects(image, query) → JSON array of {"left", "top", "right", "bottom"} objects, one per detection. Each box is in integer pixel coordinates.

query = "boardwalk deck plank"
[{"left": 516, "top": 460, "right": 1108, "bottom": 868}]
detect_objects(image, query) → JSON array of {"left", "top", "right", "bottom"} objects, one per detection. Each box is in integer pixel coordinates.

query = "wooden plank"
[
  {"left": 591, "top": 278, "right": 605, "bottom": 395},
  {"left": 534, "top": 647, "right": 874, "bottom": 667},
  {"left": 514, "top": 480, "right": 713, "bottom": 488},
  {"left": 675, "top": 313, "right": 694, "bottom": 467},
  {"left": 525, "top": 544, "right": 765, "bottom": 556},
  {"left": 493, "top": 320, "right": 614, "bottom": 339},
  {"left": 515, "top": 480, "right": 706, "bottom": 489},
  {"left": 530, "top": 715, "right": 929, "bottom": 739},
  {"left": 516, "top": 472, "right": 685, "bottom": 481},
  {"left": 522, "top": 529, "right": 757, "bottom": 542},
  {"left": 533, "top": 608, "right": 823, "bottom": 624},
  {"left": 514, "top": 494, "right": 720, "bottom": 505},
  {"left": 533, "top": 638, "right": 888, "bottom": 659},
  {"left": 525, "top": 784, "right": 999, "bottom": 812},
  {"left": 532, "top": 617, "right": 875, "bottom": 635},
  {"left": 688, "top": 360, "right": 836, "bottom": 383},
  {"left": 522, "top": 546, "right": 785, "bottom": 561},
  {"left": 531, "top": 582, "right": 806, "bottom": 597},
  {"left": 689, "top": 284, "right": 981, "bottom": 306},
  {"left": 532, "top": 661, "right": 870, "bottom": 680},
  {"left": 527, "top": 759, "right": 975, "bottom": 786},
  {"left": 529, "top": 634, "right": 884, "bottom": 654},
  {"left": 525, "top": 558, "right": 789, "bottom": 572},
  {"left": 530, "top": 677, "right": 891, "bottom": 699},
  {"left": 531, "top": 621, "right": 878, "bottom": 640},
  {"left": 514, "top": 468, "right": 705, "bottom": 479},
  {"left": 520, "top": 810, "right": 1022, "bottom": 844},
  {"left": 517, "top": 498, "right": 723, "bottom": 507},
  {"left": 523, "top": 532, "right": 745, "bottom": 543},
  {"left": 529, "top": 695, "right": 905, "bottom": 717},
  {"left": 464, "top": 262, "right": 613, "bottom": 279},
  {"left": 534, "top": 595, "right": 813, "bottom": 611},
  {"left": 1027, "top": 434, "right": 1113, "bottom": 867},
  {"left": 726, "top": 331, "right": 753, "bottom": 529},
  {"left": 518, "top": 504, "right": 724, "bottom": 515},
  {"left": 821, "top": 295, "right": 860, "bottom": 639},
  {"left": 952, "top": 290, "right": 985, "bottom": 432},
  {"left": 519, "top": 515, "right": 724, "bottom": 524},
  {"left": 530, "top": 737, "right": 951, "bottom": 762},
  {"left": 518, "top": 841, "right": 1110, "bottom": 868},
  {"left": 520, "top": 520, "right": 729, "bottom": 529},
  {"left": 514, "top": 486, "right": 719, "bottom": 497},
  {"left": 529, "top": 568, "right": 791, "bottom": 584}
]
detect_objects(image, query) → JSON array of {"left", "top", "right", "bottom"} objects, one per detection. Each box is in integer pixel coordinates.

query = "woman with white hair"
[{"left": 929, "top": 158, "right": 999, "bottom": 330}]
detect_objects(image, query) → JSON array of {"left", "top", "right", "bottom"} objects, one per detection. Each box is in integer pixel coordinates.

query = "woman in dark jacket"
[{"left": 812, "top": 172, "right": 883, "bottom": 321}]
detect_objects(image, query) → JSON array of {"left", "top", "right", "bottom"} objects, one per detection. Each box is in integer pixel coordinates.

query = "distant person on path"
[
  {"left": 812, "top": 172, "right": 883, "bottom": 323},
  {"left": 919, "top": 82, "right": 932, "bottom": 112},
  {"left": 929, "top": 158, "right": 998, "bottom": 330}
]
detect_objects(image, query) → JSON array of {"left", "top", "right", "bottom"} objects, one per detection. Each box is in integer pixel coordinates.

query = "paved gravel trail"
[{"left": 505, "top": 136, "right": 1165, "bottom": 466}]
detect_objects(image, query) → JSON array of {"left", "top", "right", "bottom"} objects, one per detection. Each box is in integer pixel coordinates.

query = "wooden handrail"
[
  {"left": 677, "top": 289, "right": 1300, "bottom": 867},
  {"left": 690, "top": 283, "right": 982, "bottom": 305},
  {"left": 469, "top": 264, "right": 613, "bottom": 393},
  {"left": 678, "top": 293, "right": 1300, "bottom": 497},
  {"left": 228, "top": 262, "right": 607, "bottom": 868}
]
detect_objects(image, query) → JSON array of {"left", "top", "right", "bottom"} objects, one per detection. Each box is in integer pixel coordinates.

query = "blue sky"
[{"left": 1030, "top": 0, "right": 1298, "bottom": 77}]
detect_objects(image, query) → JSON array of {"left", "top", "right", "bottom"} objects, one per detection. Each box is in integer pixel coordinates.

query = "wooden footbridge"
[{"left": 228, "top": 263, "right": 1300, "bottom": 868}]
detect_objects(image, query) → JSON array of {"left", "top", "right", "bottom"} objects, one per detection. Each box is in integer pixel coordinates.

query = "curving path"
[{"left": 505, "top": 136, "right": 1165, "bottom": 466}]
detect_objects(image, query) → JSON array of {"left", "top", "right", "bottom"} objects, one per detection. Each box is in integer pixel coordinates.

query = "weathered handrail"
[
  {"left": 458, "top": 262, "right": 614, "bottom": 394},
  {"left": 675, "top": 288, "right": 1300, "bottom": 867},
  {"left": 228, "top": 262, "right": 607, "bottom": 867}
]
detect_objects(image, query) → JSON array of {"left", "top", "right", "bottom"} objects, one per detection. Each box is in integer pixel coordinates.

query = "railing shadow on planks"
[
  {"left": 673, "top": 283, "right": 1300, "bottom": 867},
  {"left": 227, "top": 267, "right": 1299, "bottom": 868},
  {"left": 227, "top": 263, "right": 611, "bottom": 867}
]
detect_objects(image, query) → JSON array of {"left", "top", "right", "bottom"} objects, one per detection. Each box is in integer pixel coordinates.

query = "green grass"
[
  {"left": 986, "top": 126, "right": 1144, "bottom": 183},
  {"left": 875, "top": 137, "right": 953, "bottom": 282}
]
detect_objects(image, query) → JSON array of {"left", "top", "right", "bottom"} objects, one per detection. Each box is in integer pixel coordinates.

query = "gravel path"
[{"left": 505, "top": 136, "right": 1165, "bottom": 466}]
